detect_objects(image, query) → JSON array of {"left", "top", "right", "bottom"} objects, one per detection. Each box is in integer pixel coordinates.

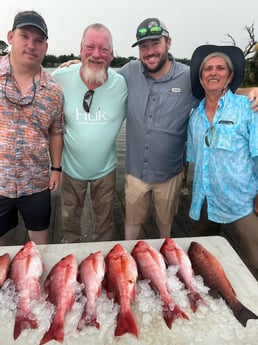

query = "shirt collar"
[{"left": 0, "top": 54, "right": 47, "bottom": 88}]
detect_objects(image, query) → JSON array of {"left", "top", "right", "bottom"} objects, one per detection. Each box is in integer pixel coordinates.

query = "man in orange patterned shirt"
[{"left": 0, "top": 10, "right": 64, "bottom": 245}]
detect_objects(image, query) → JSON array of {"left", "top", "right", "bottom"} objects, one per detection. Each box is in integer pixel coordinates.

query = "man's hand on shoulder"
[
  {"left": 59, "top": 59, "right": 81, "bottom": 69},
  {"left": 236, "top": 87, "right": 258, "bottom": 112},
  {"left": 248, "top": 87, "right": 258, "bottom": 112}
]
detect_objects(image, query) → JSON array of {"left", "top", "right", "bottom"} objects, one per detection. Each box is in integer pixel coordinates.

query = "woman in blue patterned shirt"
[{"left": 187, "top": 45, "right": 258, "bottom": 280}]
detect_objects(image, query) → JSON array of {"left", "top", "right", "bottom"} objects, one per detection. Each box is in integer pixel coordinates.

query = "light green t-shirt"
[{"left": 53, "top": 64, "right": 127, "bottom": 180}]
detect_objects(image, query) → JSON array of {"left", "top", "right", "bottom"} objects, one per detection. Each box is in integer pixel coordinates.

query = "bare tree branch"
[
  {"left": 226, "top": 34, "right": 236, "bottom": 46},
  {"left": 243, "top": 24, "right": 257, "bottom": 57},
  {"left": 226, "top": 23, "right": 257, "bottom": 58}
]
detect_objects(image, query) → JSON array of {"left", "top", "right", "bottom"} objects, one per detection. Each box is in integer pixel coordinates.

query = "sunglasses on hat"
[{"left": 137, "top": 26, "right": 169, "bottom": 39}]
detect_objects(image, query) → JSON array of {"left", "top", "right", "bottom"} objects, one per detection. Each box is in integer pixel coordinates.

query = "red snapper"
[
  {"left": 105, "top": 243, "right": 138, "bottom": 337},
  {"left": 188, "top": 241, "right": 258, "bottom": 327},
  {"left": 40, "top": 254, "right": 78, "bottom": 345},
  {"left": 77, "top": 251, "right": 106, "bottom": 330},
  {"left": 9, "top": 241, "right": 44, "bottom": 340},
  {"left": 160, "top": 237, "right": 205, "bottom": 312},
  {"left": 131, "top": 240, "right": 189, "bottom": 329}
]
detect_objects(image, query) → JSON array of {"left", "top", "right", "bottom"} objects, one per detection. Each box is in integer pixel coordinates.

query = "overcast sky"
[{"left": 1, "top": 0, "right": 258, "bottom": 59}]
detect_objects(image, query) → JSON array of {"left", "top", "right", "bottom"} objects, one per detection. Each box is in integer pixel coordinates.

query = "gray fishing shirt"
[{"left": 119, "top": 55, "right": 198, "bottom": 183}]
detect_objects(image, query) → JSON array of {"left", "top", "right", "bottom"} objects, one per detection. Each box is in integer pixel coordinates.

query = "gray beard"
[{"left": 81, "top": 65, "right": 107, "bottom": 85}]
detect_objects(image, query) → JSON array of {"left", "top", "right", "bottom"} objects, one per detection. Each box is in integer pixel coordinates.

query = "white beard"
[{"left": 81, "top": 64, "right": 107, "bottom": 85}]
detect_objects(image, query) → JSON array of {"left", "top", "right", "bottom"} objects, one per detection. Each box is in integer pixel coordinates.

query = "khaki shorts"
[{"left": 125, "top": 173, "right": 183, "bottom": 225}]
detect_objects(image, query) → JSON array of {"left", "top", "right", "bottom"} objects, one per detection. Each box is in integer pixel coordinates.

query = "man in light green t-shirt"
[{"left": 53, "top": 23, "right": 127, "bottom": 242}]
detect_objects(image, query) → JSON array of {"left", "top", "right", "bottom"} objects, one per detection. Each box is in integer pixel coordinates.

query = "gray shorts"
[{"left": 0, "top": 189, "right": 51, "bottom": 236}]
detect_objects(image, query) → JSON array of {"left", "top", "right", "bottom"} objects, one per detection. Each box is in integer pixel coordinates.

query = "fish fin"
[
  {"left": 13, "top": 313, "right": 38, "bottom": 340},
  {"left": 159, "top": 252, "right": 169, "bottom": 267},
  {"left": 208, "top": 288, "right": 221, "bottom": 299},
  {"left": 40, "top": 315, "right": 65, "bottom": 345},
  {"left": 40, "top": 329, "right": 54, "bottom": 345},
  {"left": 115, "top": 309, "right": 138, "bottom": 337},
  {"left": 163, "top": 304, "right": 189, "bottom": 329},
  {"left": 188, "top": 291, "right": 206, "bottom": 313},
  {"left": 131, "top": 283, "right": 137, "bottom": 301},
  {"left": 232, "top": 302, "right": 258, "bottom": 327},
  {"left": 103, "top": 278, "right": 114, "bottom": 299},
  {"left": 0, "top": 253, "right": 10, "bottom": 287},
  {"left": 219, "top": 269, "right": 237, "bottom": 296},
  {"left": 77, "top": 314, "right": 100, "bottom": 331},
  {"left": 97, "top": 285, "right": 102, "bottom": 298}
]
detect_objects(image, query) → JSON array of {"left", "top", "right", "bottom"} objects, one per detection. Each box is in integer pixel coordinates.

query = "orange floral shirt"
[{"left": 0, "top": 55, "right": 64, "bottom": 198}]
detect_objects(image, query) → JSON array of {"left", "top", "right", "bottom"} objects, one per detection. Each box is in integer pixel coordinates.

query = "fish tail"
[
  {"left": 115, "top": 309, "right": 138, "bottom": 337},
  {"left": 163, "top": 304, "right": 189, "bottom": 329},
  {"left": 188, "top": 291, "right": 205, "bottom": 313},
  {"left": 77, "top": 313, "right": 100, "bottom": 331},
  {"left": 232, "top": 302, "right": 258, "bottom": 327},
  {"left": 40, "top": 316, "right": 65, "bottom": 345},
  {"left": 13, "top": 313, "right": 38, "bottom": 340}
]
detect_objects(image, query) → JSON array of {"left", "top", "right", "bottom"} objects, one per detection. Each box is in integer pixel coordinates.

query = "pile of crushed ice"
[
  {"left": 0, "top": 265, "right": 257, "bottom": 345},
  {"left": 0, "top": 279, "right": 17, "bottom": 313}
]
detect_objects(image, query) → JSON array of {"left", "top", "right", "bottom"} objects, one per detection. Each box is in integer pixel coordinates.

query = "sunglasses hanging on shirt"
[{"left": 83, "top": 89, "right": 95, "bottom": 113}]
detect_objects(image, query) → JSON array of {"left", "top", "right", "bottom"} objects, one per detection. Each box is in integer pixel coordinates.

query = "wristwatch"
[{"left": 51, "top": 166, "right": 62, "bottom": 172}]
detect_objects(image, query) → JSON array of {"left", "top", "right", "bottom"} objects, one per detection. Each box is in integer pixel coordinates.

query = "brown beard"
[{"left": 142, "top": 52, "right": 168, "bottom": 74}]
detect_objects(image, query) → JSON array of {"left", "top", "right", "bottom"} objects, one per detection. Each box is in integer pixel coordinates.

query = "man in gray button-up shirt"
[{"left": 119, "top": 17, "right": 198, "bottom": 240}]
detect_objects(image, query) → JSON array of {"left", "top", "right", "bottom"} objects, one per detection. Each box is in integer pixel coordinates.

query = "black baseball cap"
[{"left": 12, "top": 10, "right": 48, "bottom": 39}]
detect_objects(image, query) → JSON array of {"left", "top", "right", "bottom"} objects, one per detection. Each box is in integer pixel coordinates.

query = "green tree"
[
  {"left": 42, "top": 53, "right": 80, "bottom": 67},
  {"left": 43, "top": 54, "right": 59, "bottom": 67},
  {"left": 0, "top": 40, "right": 8, "bottom": 56},
  {"left": 58, "top": 54, "right": 79, "bottom": 64},
  {"left": 111, "top": 56, "right": 137, "bottom": 68},
  {"left": 244, "top": 43, "right": 258, "bottom": 85}
]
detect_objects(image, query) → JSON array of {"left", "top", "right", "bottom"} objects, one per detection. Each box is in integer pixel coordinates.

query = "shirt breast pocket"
[{"left": 215, "top": 123, "right": 237, "bottom": 152}]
